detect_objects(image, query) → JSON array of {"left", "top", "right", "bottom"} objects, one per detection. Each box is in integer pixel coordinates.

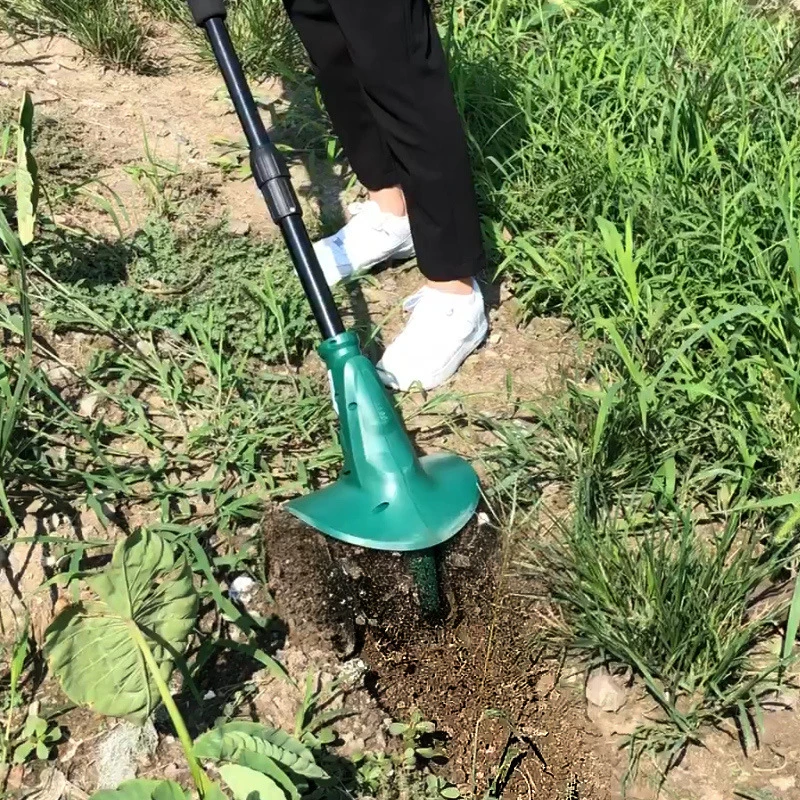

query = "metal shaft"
[{"left": 200, "top": 14, "right": 344, "bottom": 341}]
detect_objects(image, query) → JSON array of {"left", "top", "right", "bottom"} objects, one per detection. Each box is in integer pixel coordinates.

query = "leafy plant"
[
  {"left": 352, "top": 712, "right": 460, "bottom": 800},
  {"left": 44, "top": 528, "right": 330, "bottom": 800},
  {"left": 294, "top": 672, "right": 349, "bottom": 748},
  {"left": 0, "top": 626, "right": 30, "bottom": 766},
  {"left": 0, "top": 92, "right": 37, "bottom": 529},
  {"left": 522, "top": 500, "right": 798, "bottom": 779},
  {"left": 194, "top": 720, "right": 330, "bottom": 798},
  {"left": 124, "top": 133, "right": 184, "bottom": 220},
  {"left": 448, "top": 0, "right": 800, "bottom": 772},
  {"left": 0, "top": 0, "right": 151, "bottom": 71},
  {"left": 45, "top": 529, "right": 205, "bottom": 789},
  {"left": 36, "top": 217, "right": 316, "bottom": 366},
  {"left": 11, "top": 708, "right": 62, "bottom": 764},
  {"left": 45, "top": 529, "right": 199, "bottom": 724}
]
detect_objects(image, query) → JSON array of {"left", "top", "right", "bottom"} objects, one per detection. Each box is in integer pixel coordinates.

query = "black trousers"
[{"left": 283, "top": 0, "right": 486, "bottom": 281}]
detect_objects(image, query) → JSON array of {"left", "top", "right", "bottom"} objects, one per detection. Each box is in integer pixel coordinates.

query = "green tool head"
[{"left": 286, "top": 331, "right": 479, "bottom": 552}]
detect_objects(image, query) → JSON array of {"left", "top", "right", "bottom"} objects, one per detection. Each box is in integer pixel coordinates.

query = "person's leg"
[
  {"left": 283, "top": 0, "right": 395, "bottom": 192},
  {"left": 284, "top": 0, "right": 417, "bottom": 285},
  {"left": 325, "top": 0, "right": 486, "bottom": 287},
  {"left": 322, "top": 0, "right": 487, "bottom": 390},
  {"left": 284, "top": 0, "right": 487, "bottom": 389}
]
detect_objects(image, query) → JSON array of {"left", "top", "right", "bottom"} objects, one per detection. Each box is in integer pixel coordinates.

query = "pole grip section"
[
  {"left": 196, "top": 13, "right": 345, "bottom": 341},
  {"left": 187, "top": 0, "right": 226, "bottom": 26}
]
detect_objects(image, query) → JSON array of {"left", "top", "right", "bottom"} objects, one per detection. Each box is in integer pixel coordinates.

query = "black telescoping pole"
[{"left": 187, "top": 0, "right": 344, "bottom": 341}]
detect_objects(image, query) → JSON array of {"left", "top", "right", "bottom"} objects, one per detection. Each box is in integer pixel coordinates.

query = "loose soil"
[
  {"left": 263, "top": 510, "right": 615, "bottom": 799},
  {"left": 5, "top": 28, "right": 800, "bottom": 800}
]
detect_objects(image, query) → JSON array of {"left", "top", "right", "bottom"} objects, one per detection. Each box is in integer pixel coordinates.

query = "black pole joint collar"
[
  {"left": 187, "top": 0, "right": 226, "bottom": 27},
  {"left": 251, "top": 145, "right": 300, "bottom": 222}
]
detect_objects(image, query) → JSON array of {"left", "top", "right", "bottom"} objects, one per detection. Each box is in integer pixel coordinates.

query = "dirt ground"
[
  {"left": 261, "top": 510, "right": 615, "bottom": 798},
  {"left": 5, "top": 30, "right": 800, "bottom": 800}
]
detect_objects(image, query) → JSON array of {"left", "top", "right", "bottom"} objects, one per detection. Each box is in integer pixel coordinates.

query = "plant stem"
[{"left": 129, "top": 623, "right": 208, "bottom": 794}]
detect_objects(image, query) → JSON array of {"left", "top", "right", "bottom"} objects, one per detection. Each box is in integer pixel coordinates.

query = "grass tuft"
[
  {"left": 0, "top": 0, "right": 152, "bottom": 71},
  {"left": 523, "top": 499, "right": 794, "bottom": 774}
]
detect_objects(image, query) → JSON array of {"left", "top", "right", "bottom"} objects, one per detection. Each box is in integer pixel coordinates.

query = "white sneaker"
[
  {"left": 376, "top": 281, "right": 488, "bottom": 391},
  {"left": 314, "top": 201, "right": 415, "bottom": 287}
]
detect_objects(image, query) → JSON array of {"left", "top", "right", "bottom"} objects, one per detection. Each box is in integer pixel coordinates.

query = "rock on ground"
[{"left": 94, "top": 721, "right": 158, "bottom": 790}]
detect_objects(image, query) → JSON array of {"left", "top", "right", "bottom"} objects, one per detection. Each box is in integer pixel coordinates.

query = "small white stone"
[
  {"left": 78, "top": 392, "right": 101, "bottom": 418},
  {"left": 229, "top": 575, "right": 256, "bottom": 603},
  {"left": 228, "top": 219, "right": 250, "bottom": 236},
  {"left": 585, "top": 667, "right": 628, "bottom": 712},
  {"left": 771, "top": 776, "right": 796, "bottom": 792}
]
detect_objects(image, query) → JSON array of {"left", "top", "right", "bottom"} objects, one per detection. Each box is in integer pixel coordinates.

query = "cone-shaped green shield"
[{"left": 286, "top": 331, "right": 479, "bottom": 551}]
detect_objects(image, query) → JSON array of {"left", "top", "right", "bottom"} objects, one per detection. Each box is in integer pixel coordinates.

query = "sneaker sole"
[{"left": 378, "top": 317, "right": 489, "bottom": 392}]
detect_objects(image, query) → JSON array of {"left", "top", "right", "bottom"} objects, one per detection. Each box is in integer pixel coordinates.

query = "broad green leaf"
[
  {"left": 22, "top": 714, "right": 46, "bottom": 739},
  {"left": 218, "top": 764, "right": 284, "bottom": 800},
  {"left": 90, "top": 779, "right": 166, "bottom": 800},
  {"left": 12, "top": 740, "right": 35, "bottom": 764},
  {"left": 199, "top": 741, "right": 300, "bottom": 800},
  {"left": 201, "top": 783, "right": 229, "bottom": 800},
  {"left": 152, "top": 781, "right": 190, "bottom": 800},
  {"left": 15, "top": 92, "right": 38, "bottom": 246},
  {"left": 194, "top": 721, "right": 328, "bottom": 781},
  {"left": 781, "top": 569, "right": 800, "bottom": 667},
  {"left": 45, "top": 530, "right": 198, "bottom": 723}
]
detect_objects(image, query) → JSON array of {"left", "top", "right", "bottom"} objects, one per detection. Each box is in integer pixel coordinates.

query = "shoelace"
[{"left": 346, "top": 201, "right": 387, "bottom": 231}]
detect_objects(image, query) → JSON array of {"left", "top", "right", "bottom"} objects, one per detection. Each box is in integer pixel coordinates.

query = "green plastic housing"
[{"left": 286, "top": 331, "right": 479, "bottom": 551}]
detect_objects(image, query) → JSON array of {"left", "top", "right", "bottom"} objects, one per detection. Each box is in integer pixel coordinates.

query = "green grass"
[
  {"left": 138, "top": 0, "right": 188, "bottom": 23},
  {"left": 523, "top": 500, "right": 794, "bottom": 780},
  {"left": 452, "top": 0, "right": 800, "bottom": 514},
  {"left": 5, "top": 0, "right": 800, "bottom": 789},
  {"left": 221, "top": 0, "right": 306, "bottom": 80},
  {"left": 0, "top": 0, "right": 306, "bottom": 77},
  {"left": 34, "top": 218, "right": 318, "bottom": 365},
  {"left": 0, "top": 0, "right": 151, "bottom": 71},
  {"left": 448, "top": 0, "right": 800, "bottom": 776},
  {"left": 0, "top": 98, "right": 334, "bottom": 545}
]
